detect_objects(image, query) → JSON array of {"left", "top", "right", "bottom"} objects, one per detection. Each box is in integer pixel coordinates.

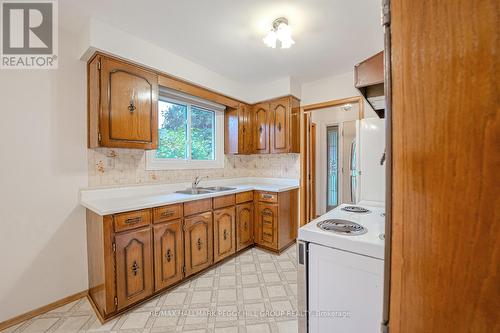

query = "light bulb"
[{"left": 263, "top": 30, "right": 277, "bottom": 48}]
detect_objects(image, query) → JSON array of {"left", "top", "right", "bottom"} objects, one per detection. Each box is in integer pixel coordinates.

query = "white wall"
[
  {"left": 0, "top": 28, "right": 88, "bottom": 321},
  {"left": 301, "top": 71, "right": 378, "bottom": 118}
]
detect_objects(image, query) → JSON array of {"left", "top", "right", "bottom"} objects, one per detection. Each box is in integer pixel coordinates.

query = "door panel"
[
  {"left": 214, "top": 207, "right": 236, "bottom": 262},
  {"left": 236, "top": 203, "right": 254, "bottom": 251},
  {"left": 153, "top": 220, "right": 183, "bottom": 291},
  {"left": 341, "top": 121, "right": 356, "bottom": 204},
  {"left": 270, "top": 99, "right": 288, "bottom": 153},
  {"left": 253, "top": 103, "right": 269, "bottom": 154},
  {"left": 100, "top": 57, "right": 158, "bottom": 149},
  {"left": 184, "top": 212, "right": 213, "bottom": 277},
  {"left": 255, "top": 203, "right": 278, "bottom": 250},
  {"left": 115, "top": 228, "right": 153, "bottom": 310}
]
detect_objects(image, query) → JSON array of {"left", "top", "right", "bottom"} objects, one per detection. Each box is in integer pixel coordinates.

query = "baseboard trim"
[{"left": 0, "top": 290, "right": 88, "bottom": 331}]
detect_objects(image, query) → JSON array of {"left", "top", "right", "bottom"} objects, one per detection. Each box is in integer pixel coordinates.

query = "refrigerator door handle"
[{"left": 350, "top": 140, "right": 357, "bottom": 203}]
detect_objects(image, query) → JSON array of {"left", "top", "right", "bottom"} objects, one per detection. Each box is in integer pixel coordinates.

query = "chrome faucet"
[{"left": 191, "top": 176, "right": 207, "bottom": 190}]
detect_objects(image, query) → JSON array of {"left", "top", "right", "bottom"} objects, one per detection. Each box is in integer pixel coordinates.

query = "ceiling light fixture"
[{"left": 263, "top": 17, "right": 295, "bottom": 49}]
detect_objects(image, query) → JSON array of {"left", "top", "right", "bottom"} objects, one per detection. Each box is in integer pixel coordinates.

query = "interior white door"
[{"left": 308, "top": 243, "right": 384, "bottom": 333}]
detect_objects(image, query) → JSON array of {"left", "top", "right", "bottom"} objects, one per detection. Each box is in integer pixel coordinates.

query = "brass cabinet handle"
[
  {"left": 223, "top": 229, "right": 228, "bottom": 240},
  {"left": 197, "top": 238, "right": 202, "bottom": 250},
  {"left": 259, "top": 126, "right": 263, "bottom": 133},
  {"left": 131, "top": 261, "right": 139, "bottom": 275},
  {"left": 161, "top": 210, "right": 175, "bottom": 217},
  {"left": 262, "top": 194, "right": 273, "bottom": 199},
  {"left": 277, "top": 122, "right": 282, "bottom": 131},
  {"left": 244, "top": 222, "right": 247, "bottom": 230},
  {"left": 128, "top": 90, "right": 136, "bottom": 112},
  {"left": 165, "top": 248, "right": 172, "bottom": 262},
  {"left": 262, "top": 210, "right": 273, "bottom": 216},
  {"left": 125, "top": 217, "right": 142, "bottom": 224},
  {"left": 263, "top": 232, "right": 272, "bottom": 237}
]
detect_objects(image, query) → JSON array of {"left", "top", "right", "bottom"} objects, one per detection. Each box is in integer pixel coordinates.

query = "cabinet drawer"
[
  {"left": 184, "top": 198, "right": 212, "bottom": 216},
  {"left": 114, "top": 209, "right": 151, "bottom": 233},
  {"left": 256, "top": 191, "right": 278, "bottom": 203},
  {"left": 213, "top": 194, "right": 236, "bottom": 209},
  {"left": 235, "top": 191, "right": 253, "bottom": 204},
  {"left": 153, "top": 204, "right": 183, "bottom": 223}
]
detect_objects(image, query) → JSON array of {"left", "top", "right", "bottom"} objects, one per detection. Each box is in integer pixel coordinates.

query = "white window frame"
[{"left": 146, "top": 89, "right": 225, "bottom": 170}]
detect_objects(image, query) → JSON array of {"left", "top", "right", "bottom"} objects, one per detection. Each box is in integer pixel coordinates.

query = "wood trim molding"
[
  {"left": 0, "top": 290, "right": 88, "bottom": 331},
  {"left": 302, "top": 96, "right": 365, "bottom": 119}
]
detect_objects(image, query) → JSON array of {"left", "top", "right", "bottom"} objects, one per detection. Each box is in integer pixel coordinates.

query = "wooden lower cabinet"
[
  {"left": 86, "top": 190, "right": 297, "bottom": 320},
  {"left": 236, "top": 202, "right": 254, "bottom": 251},
  {"left": 214, "top": 207, "right": 236, "bottom": 263},
  {"left": 153, "top": 220, "right": 183, "bottom": 291},
  {"left": 184, "top": 212, "right": 213, "bottom": 277},
  {"left": 115, "top": 227, "right": 153, "bottom": 310}
]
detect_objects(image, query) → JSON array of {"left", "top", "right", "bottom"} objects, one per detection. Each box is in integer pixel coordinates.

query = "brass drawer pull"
[
  {"left": 262, "top": 194, "right": 273, "bottom": 199},
  {"left": 223, "top": 229, "right": 228, "bottom": 240},
  {"left": 263, "top": 232, "right": 272, "bottom": 237},
  {"left": 131, "top": 261, "right": 139, "bottom": 275},
  {"left": 262, "top": 210, "right": 273, "bottom": 216},
  {"left": 165, "top": 248, "right": 172, "bottom": 262},
  {"left": 197, "top": 238, "right": 202, "bottom": 250},
  {"left": 125, "top": 217, "right": 142, "bottom": 224},
  {"left": 161, "top": 210, "right": 175, "bottom": 217}
]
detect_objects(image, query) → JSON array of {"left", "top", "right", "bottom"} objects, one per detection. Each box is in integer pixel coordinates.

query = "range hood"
[{"left": 354, "top": 51, "right": 385, "bottom": 118}]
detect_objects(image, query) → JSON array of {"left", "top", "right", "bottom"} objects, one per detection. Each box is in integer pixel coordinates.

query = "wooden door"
[
  {"left": 253, "top": 103, "right": 270, "bottom": 154},
  {"left": 310, "top": 123, "right": 316, "bottom": 218},
  {"left": 236, "top": 202, "right": 254, "bottom": 251},
  {"left": 184, "top": 212, "right": 213, "bottom": 277},
  {"left": 388, "top": 0, "right": 498, "bottom": 332},
  {"left": 255, "top": 203, "right": 278, "bottom": 250},
  {"left": 115, "top": 228, "right": 153, "bottom": 310},
  {"left": 270, "top": 98, "right": 289, "bottom": 153},
  {"left": 153, "top": 220, "right": 183, "bottom": 291},
  {"left": 213, "top": 207, "right": 236, "bottom": 263},
  {"left": 100, "top": 57, "right": 158, "bottom": 149}
]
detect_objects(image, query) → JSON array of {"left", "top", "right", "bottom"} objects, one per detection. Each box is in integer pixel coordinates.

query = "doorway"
[{"left": 326, "top": 125, "right": 339, "bottom": 211}]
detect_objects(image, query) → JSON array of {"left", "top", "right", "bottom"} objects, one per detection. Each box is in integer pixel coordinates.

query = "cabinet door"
[
  {"left": 270, "top": 98, "right": 289, "bottom": 153},
  {"left": 100, "top": 57, "right": 158, "bottom": 149},
  {"left": 153, "top": 220, "right": 183, "bottom": 291},
  {"left": 253, "top": 103, "right": 270, "bottom": 154},
  {"left": 214, "top": 207, "right": 236, "bottom": 263},
  {"left": 255, "top": 203, "right": 279, "bottom": 250},
  {"left": 240, "top": 104, "right": 253, "bottom": 154},
  {"left": 115, "top": 227, "right": 153, "bottom": 310},
  {"left": 184, "top": 212, "right": 213, "bottom": 277},
  {"left": 236, "top": 203, "right": 254, "bottom": 251}
]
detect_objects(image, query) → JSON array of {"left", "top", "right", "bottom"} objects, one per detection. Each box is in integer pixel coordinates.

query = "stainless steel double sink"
[{"left": 175, "top": 186, "right": 236, "bottom": 195}]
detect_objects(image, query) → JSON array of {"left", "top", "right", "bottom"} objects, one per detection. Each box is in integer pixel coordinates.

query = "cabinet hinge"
[
  {"left": 114, "top": 296, "right": 118, "bottom": 307},
  {"left": 112, "top": 242, "right": 116, "bottom": 252},
  {"left": 97, "top": 61, "right": 101, "bottom": 70},
  {"left": 98, "top": 132, "right": 102, "bottom": 142}
]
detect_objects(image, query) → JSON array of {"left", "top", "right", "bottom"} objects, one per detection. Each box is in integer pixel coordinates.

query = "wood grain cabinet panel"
[
  {"left": 184, "top": 198, "right": 212, "bottom": 217},
  {"left": 114, "top": 209, "right": 151, "bottom": 233},
  {"left": 153, "top": 204, "right": 183, "bottom": 223},
  {"left": 153, "top": 220, "right": 183, "bottom": 291},
  {"left": 184, "top": 212, "right": 213, "bottom": 277},
  {"left": 255, "top": 203, "right": 279, "bottom": 251},
  {"left": 253, "top": 103, "right": 270, "bottom": 154},
  {"left": 213, "top": 194, "right": 236, "bottom": 209},
  {"left": 88, "top": 54, "right": 158, "bottom": 149},
  {"left": 235, "top": 191, "right": 253, "bottom": 204},
  {"left": 224, "top": 103, "right": 253, "bottom": 155},
  {"left": 213, "top": 207, "right": 236, "bottom": 263},
  {"left": 270, "top": 99, "right": 289, "bottom": 153},
  {"left": 115, "top": 227, "right": 153, "bottom": 310},
  {"left": 236, "top": 203, "right": 254, "bottom": 251}
]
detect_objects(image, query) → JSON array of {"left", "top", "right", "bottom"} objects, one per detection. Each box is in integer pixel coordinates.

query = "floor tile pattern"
[{"left": 3, "top": 245, "right": 298, "bottom": 333}]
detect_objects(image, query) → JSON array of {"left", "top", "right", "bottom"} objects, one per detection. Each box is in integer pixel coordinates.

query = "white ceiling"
[{"left": 60, "top": 0, "right": 383, "bottom": 85}]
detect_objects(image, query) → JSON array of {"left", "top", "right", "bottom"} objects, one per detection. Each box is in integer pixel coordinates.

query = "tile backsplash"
[{"left": 88, "top": 148, "right": 300, "bottom": 187}]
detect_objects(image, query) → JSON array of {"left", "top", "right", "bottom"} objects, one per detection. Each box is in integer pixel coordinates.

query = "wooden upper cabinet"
[
  {"left": 224, "top": 103, "right": 253, "bottom": 155},
  {"left": 213, "top": 207, "right": 236, "bottom": 263},
  {"left": 253, "top": 103, "right": 270, "bottom": 154},
  {"left": 236, "top": 202, "right": 254, "bottom": 251},
  {"left": 184, "top": 212, "right": 213, "bottom": 277},
  {"left": 88, "top": 54, "right": 158, "bottom": 149},
  {"left": 153, "top": 220, "right": 183, "bottom": 291},
  {"left": 115, "top": 227, "right": 153, "bottom": 310},
  {"left": 270, "top": 98, "right": 289, "bottom": 153},
  {"left": 354, "top": 51, "right": 384, "bottom": 88}
]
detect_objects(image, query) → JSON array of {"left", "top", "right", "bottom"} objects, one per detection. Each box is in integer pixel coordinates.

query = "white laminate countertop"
[{"left": 80, "top": 177, "right": 299, "bottom": 216}]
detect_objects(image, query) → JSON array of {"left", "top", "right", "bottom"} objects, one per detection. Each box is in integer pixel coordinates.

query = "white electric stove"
[{"left": 297, "top": 203, "right": 385, "bottom": 333}]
